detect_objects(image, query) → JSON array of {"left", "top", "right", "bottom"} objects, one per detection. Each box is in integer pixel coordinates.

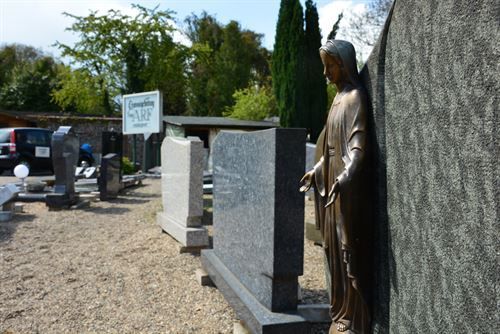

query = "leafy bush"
[
  {"left": 223, "top": 86, "right": 277, "bottom": 121},
  {"left": 122, "top": 157, "right": 135, "bottom": 175}
]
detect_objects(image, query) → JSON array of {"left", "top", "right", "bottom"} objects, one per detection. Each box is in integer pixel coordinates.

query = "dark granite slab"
[
  {"left": 98, "top": 153, "right": 121, "bottom": 201},
  {"left": 102, "top": 131, "right": 123, "bottom": 177},
  {"left": 359, "top": 1, "right": 498, "bottom": 332},
  {"left": 48, "top": 126, "right": 79, "bottom": 209}
]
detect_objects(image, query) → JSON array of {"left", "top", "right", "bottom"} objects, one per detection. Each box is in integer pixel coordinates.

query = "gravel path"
[{"left": 0, "top": 178, "right": 329, "bottom": 333}]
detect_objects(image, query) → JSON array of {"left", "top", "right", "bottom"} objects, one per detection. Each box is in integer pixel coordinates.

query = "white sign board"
[
  {"left": 35, "top": 146, "right": 50, "bottom": 158},
  {"left": 122, "top": 90, "right": 162, "bottom": 135}
]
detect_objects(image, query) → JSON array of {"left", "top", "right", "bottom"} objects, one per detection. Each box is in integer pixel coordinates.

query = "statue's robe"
[{"left": 313, "top": 87, "right": 370, "bottom": 334}]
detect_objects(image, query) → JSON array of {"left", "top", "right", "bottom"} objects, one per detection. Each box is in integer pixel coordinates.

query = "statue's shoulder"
[{"left": 345, "top": 87, "right": 367, "bottom": 106}]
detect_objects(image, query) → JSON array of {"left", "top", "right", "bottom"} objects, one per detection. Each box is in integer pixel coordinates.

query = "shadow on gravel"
[
  {"left": 111, "top": 197, "right": 151, "bottom": 205},
  {"left": 0, "top": 214, "right": 36, "bottom": 243},
  {"left": 120, "top": 192, "right": 160, "bottom": 199},
  {"left": 81, "top": 207, "right": 131, "bottom": 215}
]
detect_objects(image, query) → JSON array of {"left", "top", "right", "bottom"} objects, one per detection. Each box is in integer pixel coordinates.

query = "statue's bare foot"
[{"left": 336, "top": 319, "right": 351, "bottom": 332}]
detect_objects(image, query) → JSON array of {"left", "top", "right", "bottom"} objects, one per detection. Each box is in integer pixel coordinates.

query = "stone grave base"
[
  {"left": 201, "top": 250, "right": 310, "bottom": 334},
  {"left": 157, "top": 212, "right": 209, "bottom": 249},
  {"left": 46, "top": 193, "right": 77, "bottom": 209}
]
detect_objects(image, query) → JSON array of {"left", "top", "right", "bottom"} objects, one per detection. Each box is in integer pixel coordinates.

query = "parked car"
[
  {"left": 0, "top": 127, "right": 53, "bottom": 174},
  {"left": 0, "top": 127, "right": 99, "bottom": 174}
]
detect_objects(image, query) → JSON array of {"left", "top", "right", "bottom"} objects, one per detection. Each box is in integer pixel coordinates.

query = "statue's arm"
[
  {"left": 300, "top": 157, "right": 325, "bottom": 195},
  {"left": 336, "top": 90, "right": 367, "bottom": 190}
]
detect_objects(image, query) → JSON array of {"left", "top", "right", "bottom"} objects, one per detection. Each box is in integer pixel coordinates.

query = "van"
[{"left": 0, "top": 128, "right": 53, "bottom": 174}]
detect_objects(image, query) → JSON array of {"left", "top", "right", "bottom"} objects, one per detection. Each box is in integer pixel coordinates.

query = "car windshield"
[{"left": 0, "top": 129, "right": 11, "bottom": 143}]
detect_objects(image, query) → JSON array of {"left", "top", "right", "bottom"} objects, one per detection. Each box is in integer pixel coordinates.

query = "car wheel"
[{"left": 79, "top": 159, "right": 91, "bottom": 168}]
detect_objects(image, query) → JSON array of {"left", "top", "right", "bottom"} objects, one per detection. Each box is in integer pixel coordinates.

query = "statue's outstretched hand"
[
  {"left": 325, "top": 181, "right": 340, "bottom": 208},
  {"left": 299, "top": 171, "right": 314, "bottom": 192}
]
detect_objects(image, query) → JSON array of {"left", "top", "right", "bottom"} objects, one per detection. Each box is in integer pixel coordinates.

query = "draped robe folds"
[{"left": 312, "top": 87, "right": 370, "bottom": 333}]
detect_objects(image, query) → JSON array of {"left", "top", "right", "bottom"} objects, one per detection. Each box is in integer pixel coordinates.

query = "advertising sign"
[{"left": 122, "top": 90, "right": 162, "bottom": 137}]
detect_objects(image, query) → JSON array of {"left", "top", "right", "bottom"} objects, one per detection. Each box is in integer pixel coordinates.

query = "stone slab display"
[
  {"left": 201, "top": 128, "right": 307, "bottom": 334},
  {"left": 98, "top": 153, "right": 121, "bottom": 201},
  {"left": 0, "top": 184, "right": 19, "bottom": 206},
  {"left": 46, "top": 126, "right": 79, "bottom": 208},
  {"left": 157, "top": 136, "right": 208, "bottom": 249},
  {"left": 359, "top": 1, "right": 499, "bottom": 333}
]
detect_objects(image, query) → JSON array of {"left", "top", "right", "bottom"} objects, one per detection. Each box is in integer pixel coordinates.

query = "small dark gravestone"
[
  {"left": 102, "top": 131, "right": 123, "bottom": 176},
  {"left": 201, "top": 128, "right": 308, "bottom": 334},
  {"left": 46, "top": 126, "right": 79, "bottom": 208},
  {"left": 98, "top": 153, "right": 121, "bottom": 201}
]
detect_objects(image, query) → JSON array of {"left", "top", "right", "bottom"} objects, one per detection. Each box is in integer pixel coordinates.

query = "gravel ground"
[{"left": 0, "top": 177, "right": 329, "bottom": 333}]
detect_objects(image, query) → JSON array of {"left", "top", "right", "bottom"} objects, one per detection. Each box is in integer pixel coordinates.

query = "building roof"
[
  {"left": 0, "top": 110, "right": 121, "bottom": 121},
  {"left": 163, "top": 116, "right": 278, "bottom": 129}
]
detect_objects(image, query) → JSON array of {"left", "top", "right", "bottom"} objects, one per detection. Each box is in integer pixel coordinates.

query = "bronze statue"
[{"left": 300, "top": 39, "right": 370, "bottom": 334}]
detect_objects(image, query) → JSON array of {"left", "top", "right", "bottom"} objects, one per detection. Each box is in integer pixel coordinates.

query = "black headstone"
[
  {"left": 46, "top": 126, "right": 79, "bottom": 208},
  {"left": 101, "top": 131, "right": 123, "bottom": 178},
  {"left": 98, "top": 153, "right": 121, "bottom": 201}
]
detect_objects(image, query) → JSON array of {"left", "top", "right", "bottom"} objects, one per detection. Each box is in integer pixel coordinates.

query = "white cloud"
[{"left": 318, "top": 0, "right": 371, "bottom": 61}]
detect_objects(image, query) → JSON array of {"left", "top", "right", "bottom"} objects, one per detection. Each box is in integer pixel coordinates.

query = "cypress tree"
[
  {"left": 272, "top": 0, "right": 305, "bottom": 128},
  {"left": 304, "top": 0, "right": 327, "bottom": 142}
]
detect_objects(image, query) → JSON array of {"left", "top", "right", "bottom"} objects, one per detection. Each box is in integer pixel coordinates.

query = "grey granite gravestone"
[
  {"left": 0, "top": 184, "right": 19, "bottom": 221},
  {"left": 0, "top": 184, "right": 18, "bottom": 206},
  {"left": 98, "top": 153, "right": 121, "bottom": 201},
  {"left": 201, "top": 128, "right": 309, "bottom": 334},
  {"left": 46, "top": 126, "right": 79, "bottom": 208},
  {"left": 157, "top": 136, "right": 208, "bottom": 251},
  {"left": 359, "top": 1, "right": 499, "bottom": 333}
]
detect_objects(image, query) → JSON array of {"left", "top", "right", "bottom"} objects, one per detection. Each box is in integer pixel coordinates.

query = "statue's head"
[{"left": 319, "top": 39, "right": 360, "bottom": 87}]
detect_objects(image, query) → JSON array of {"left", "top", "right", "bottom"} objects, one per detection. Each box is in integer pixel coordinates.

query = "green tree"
[
  {"left": 223, "top": 86, "right": 277, "bottom": 121},
  {"left": 304, "top": 0, "right": 328, "bottom": 142},
  {"left": 52, "top": 67, "right": 108, "bottom": 114},
  {"left": 55, "top": 4, "right": 187, "bottom": 115},
  {"left": 272, "top": 0, "right": 306, "bottom": 128},
  {"left": 0, "top": 44, "right": 62, "bottom": 112},
  {"left": 185, "top": 13, "right": 270, "bottom": 117}
]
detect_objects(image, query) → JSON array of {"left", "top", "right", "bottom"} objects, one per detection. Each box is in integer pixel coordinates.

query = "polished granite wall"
[{"left": 361, "top": 1, "right": 499, "bottom": 332}]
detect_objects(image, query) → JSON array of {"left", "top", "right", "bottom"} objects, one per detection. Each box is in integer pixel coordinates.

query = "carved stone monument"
[
  {"left": 98, "top": 153, "right": 121, "bottom": 201},
  {"left": 357, "top": 1, "right": 497, "bottom": 333},
  {"left": 46, "top": 126, "right": 79, "bottom": 209},
  {"left": 201, "top": 128, "right": 310, "bottom": 334},
  {"left": 157, "top": 136, "right": 208, "bottom": 251}
]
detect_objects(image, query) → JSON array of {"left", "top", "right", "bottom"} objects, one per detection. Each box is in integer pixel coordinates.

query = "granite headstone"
[
  {"left": 201, "top": 128, "right": 309, "bottom": 334},
  {"left": 98, "top": 153, "right": 121, "bottom": 201},
  {"left": 46, "top": 126, "right": 79, "bottom": 208},
  {"left": 0, "top": 184, "right": 19, "bottom": 206},
  {"left": 360, "top": 1, "right": 498, "bottom": 332},
  {"left": 157, "top": 136, "right": 208, "bottom": 250},
  {"left": 102, "top": 131, "right": 123, "bottom": 177}
]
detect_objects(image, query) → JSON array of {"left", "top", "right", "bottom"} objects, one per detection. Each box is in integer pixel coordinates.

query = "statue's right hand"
[{"left": 299, "top": 171, "right": 314, "bottom": 192}]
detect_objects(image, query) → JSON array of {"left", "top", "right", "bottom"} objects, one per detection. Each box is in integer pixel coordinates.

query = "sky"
[{"left": 0, "top": 0, "right": 375, "bottom": 61}]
